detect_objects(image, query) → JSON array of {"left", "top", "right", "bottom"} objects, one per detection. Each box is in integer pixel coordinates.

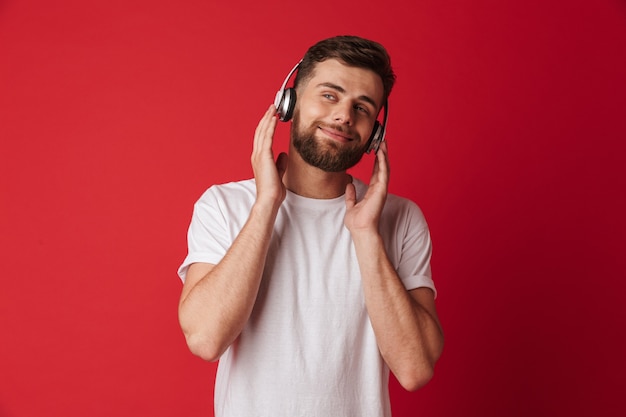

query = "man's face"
[{"left": 290, "top": 59, "right": 384, "bottom": 172}]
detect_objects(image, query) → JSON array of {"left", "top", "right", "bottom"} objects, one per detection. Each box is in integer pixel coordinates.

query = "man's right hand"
[{"left": 251, "top": 104, "right": 288, "bottom": 210}]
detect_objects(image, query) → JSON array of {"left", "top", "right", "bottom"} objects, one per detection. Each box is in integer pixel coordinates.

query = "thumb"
[
  {"left": 276, "top": 152, "right": 288, "bottom": 179},
  {"left": 345, "top": 182, "right": 356, "bottom": 209}
]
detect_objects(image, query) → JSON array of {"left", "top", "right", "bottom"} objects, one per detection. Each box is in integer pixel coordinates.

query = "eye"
[
  {"left": 322, "top": 93, "right": 336, "bottom": 101},
  {"left": 354, "top": 104, "right": 370, "bottom": 115}
]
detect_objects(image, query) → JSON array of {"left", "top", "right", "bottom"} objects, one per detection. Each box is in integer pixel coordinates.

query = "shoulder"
[
  {"left": 353, "top": 178, "right": 426, "bottom": 220},
  {"left": 352, "top": 178, "right": 428, "bottom": 231},
  {"left": 197, "top": 178, "right": 256, "bottom": 205},
  {"left": 384, "top": 193, "right": 428, "bottom": 232},
  {"left": 192, "top": 179, "right": 257, "bottom": 223},
  {"left": 385, "top": 192, "right": 425, "bottom": 217}
]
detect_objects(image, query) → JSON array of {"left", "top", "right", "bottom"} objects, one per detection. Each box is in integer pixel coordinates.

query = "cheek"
[
  {"left": 297, "top": 100, "right": 325, "bottom": 124},
  {"left": 357, "top": 120, "right": 376, "bottom": 141},
  {"left": 295, "top": 92, "right": 329, "bottom": 120}
]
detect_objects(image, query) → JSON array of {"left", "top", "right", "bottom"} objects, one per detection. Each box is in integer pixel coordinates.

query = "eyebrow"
[{"left": 316, "top": 82, "right": 379, "bottom": 110}]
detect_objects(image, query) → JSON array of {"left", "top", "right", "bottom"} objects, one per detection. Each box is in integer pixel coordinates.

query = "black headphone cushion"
[
  {"left": 365, "top": 121, "right": 382, "bottom": 152},
  {"left": 280, "top": 88, "right": 297, "bottom": 122}
]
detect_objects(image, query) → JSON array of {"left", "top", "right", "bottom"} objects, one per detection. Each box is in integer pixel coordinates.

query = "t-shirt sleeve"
[
  {"left": 398, "top": 223, "right": 436, "bottom": 297},
  {"left": 177, "top": 188, "right": 231, "bottom": 283},
  {"left": 393, "top": 200, "right": 437, "bottom": 298}
]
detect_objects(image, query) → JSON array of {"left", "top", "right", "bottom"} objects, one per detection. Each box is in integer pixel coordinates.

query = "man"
[{"left": 177, "top": 35, "right": 444, "bottom": 417}]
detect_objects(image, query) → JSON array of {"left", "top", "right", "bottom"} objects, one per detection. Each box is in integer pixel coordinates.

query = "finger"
[
  {"left": 253, "top": 105, "right": 278, "bottom": 155},
  {"left": 369, "top": 148, "right": 381, "bottom": 186},
  {"left": 256, "top": 105, "right": 277, "bottom": 141},
  {"left": 263, "top": 112, "right": 278, "bottom": 150},
  {"left": 253, "top": 106, "right": 270, "bottom": 150},
  {"left": 344, "top": 183, "right": 357, "bottom": 209},
  {"left": 378, "top": 139, "right": 388, "bottom": 156},
  {"left": 374, "top": 140, "right": 390, "bottom": 185},
  {"left": 254, "top": 105, "right": 273, "bottom": 135}
]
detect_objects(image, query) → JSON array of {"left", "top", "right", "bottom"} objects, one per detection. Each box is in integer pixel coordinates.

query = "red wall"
[{"left": 1, "top": 1, "right": 625, "bottom": 416}]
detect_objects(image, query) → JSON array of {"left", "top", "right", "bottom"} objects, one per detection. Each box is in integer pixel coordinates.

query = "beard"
[{"left": 291, "top": 111, "right": 367, "bottom": 172}]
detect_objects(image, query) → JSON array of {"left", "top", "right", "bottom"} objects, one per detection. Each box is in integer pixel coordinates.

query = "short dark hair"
[{"left": 294, "top": 35, "right": 396, "bottom": 106}]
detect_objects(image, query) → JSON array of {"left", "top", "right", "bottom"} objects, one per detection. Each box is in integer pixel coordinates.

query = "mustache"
[{"left": 316, "top": 122, "right": 360, "bottom": 141}]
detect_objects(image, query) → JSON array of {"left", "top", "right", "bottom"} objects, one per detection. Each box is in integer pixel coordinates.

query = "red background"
[{"left": 1, "top": 1, "right": 625, "bottom": 416}]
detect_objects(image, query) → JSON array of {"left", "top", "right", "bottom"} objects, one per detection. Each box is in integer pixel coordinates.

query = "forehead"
[{"left": 304, "top": 59, "right": 384, "bottom": 107}]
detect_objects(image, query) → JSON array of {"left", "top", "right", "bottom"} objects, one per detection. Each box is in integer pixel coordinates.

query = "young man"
[{"left": 177, "top": 35, "right": 444, "bottom": 417}]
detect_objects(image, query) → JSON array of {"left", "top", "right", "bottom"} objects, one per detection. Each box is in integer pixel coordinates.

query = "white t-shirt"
[{"left": 178, "top": 178, "right": 435, "bottom": 417}]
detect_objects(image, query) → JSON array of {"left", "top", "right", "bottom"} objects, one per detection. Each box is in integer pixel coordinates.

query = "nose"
[{"left": 333, "top": 101, "right": 354, "bottom": 125}]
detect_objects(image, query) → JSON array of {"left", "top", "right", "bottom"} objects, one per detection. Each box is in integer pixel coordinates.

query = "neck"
[{"left": 283, "top": 150, "right": 352, "bottom": 199}]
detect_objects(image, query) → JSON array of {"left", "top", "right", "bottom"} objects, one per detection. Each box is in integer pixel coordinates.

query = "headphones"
[{"left": 274, "top": 60, "right": 389, "bottom": 154}]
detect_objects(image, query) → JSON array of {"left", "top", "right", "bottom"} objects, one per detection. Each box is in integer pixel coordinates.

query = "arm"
[
  {"left": 344, "top": 141, "right": 444, "bottom": 391},
  {"left": 178, "top": 105, "right": 288, "bottom": 362}
]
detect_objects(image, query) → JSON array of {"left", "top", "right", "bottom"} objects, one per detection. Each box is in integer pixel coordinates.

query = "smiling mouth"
[{"left": 318, "top": 125, "right": 354, "bottom": 142}]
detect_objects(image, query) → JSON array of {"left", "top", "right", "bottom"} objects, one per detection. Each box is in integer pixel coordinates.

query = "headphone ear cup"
[
  {"left": 278, "top": 88, "right": 297, "bottom": 122},
  {"left": 366, "top": 121, "right": 383, "bottom": 154}
]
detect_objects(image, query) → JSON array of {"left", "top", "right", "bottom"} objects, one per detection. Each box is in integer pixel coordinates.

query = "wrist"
[
  {"left": 251, "top": 197, "right": 283, "bottom": 219},
  {"left": 349, "top": 227, "right": 383, "bottom": 248}
]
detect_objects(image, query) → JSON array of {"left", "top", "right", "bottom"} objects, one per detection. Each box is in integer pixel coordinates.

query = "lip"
[{"left": 318, "top": 126, "right": 354, "bottom": 142}]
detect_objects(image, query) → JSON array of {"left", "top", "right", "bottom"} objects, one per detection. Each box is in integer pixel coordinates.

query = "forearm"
[
  {"left": 352, "top": 231, "right": 444, "bottom": 391},
  {"left": 179, "top": 201, "right": 279, "bottom": 361}
]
